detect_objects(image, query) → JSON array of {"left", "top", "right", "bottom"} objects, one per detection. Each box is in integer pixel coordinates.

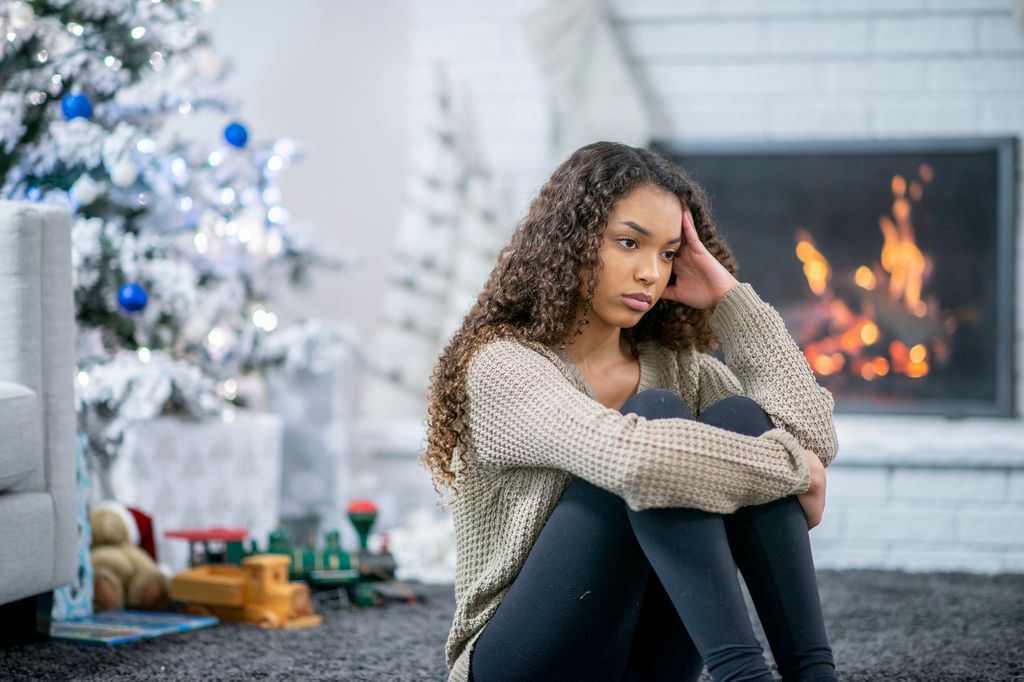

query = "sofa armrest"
[{"left": 0, "top": 201, "right": 77, "bottom": 588}]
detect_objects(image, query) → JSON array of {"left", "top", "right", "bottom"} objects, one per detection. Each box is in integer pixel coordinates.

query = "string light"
[
  {"left": 171, "top": 157, "right": 188, "bottom": 179},
  {"left": 266, "top": 206, "right": 288, "bottom": 224}
]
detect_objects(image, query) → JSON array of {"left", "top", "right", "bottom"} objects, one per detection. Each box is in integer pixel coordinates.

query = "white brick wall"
[
  {"left": 403, "top": 0, "right": 1024, "bottom": 574},
  {"left": 812, "top": 465, "right": 1024, "bottom": 574}
]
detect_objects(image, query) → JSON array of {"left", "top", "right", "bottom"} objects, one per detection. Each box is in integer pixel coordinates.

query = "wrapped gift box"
[{"left": 97, "top": 410, "right": 284, "bottom": 574}]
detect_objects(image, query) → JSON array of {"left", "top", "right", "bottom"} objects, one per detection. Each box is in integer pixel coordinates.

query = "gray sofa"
[{"left": 0, "top": 200, "right": 77, "bottom": 640}]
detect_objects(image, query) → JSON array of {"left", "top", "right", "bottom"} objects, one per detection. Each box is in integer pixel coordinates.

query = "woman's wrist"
[{"left": 711, "top": 279, "right": 741, "bottom": 309}]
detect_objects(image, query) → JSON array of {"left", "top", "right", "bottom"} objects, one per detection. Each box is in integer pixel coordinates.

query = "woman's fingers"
[{"left": 682, "top": 208, "right": 703, "bottom": 254}]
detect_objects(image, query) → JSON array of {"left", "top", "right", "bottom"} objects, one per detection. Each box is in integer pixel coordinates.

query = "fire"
[
  {"left": 797, "top": 163, "right": 952, "bottom": 382},
  {"left": 794, "top": 229, "right": 831, "bottom": 295}
]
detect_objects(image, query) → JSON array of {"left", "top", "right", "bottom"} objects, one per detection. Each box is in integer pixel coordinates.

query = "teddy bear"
[{"left": 90, "top": 501, "right": 169, "bottom": 611}]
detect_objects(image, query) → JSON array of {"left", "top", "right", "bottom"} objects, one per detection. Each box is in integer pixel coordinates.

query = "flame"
[
  {"left": 794, "top": 229, "right": 831, "bottom": 296},
  {"left": 796, "top": 165, "right": 952, "bottom": 383}
]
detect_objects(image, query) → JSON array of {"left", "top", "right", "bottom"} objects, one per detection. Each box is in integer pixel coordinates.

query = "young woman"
[{"left": 425, "top": 141, "right": 838, "bottom": 682}]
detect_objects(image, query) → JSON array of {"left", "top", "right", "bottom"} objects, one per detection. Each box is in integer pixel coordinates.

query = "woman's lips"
[{"left": 622, "top": 295, "right": 651, "bottom": 311}]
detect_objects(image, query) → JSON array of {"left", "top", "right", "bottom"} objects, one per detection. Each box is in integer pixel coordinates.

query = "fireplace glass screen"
[{"left": 654, "top": 137, "right": 1017, "bottom": 418}]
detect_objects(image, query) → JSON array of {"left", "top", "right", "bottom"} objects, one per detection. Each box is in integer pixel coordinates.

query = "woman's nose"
[{"left": 637, "top": 256, "right": 659, "bottom": 283}]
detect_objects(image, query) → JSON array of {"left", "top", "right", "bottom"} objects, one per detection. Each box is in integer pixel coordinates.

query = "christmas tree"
[{"left": 0, "top": 0, "right": 357, "bottom": 470}]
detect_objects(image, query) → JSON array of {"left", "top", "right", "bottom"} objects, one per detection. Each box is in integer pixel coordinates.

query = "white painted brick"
[
  {"left": 642, "top": 63, "right": 720, "bottom": 95},
  {"left": 622, "top": 22, "right": 763, "bottom": 59},
  {"left": 645, "top": 62, "right": 819, "bottom": 95},
  {"left": 925, "top": 0, "right": 1012, "bottom": 10},
  {"left": 664, "top": 99, "right": 766, "bottom": 137},
  {"left": 892, "top": 469, "right": 1007, "bottom": 502},
  {"left": 871, "top": 96, "right": 978, "bottom": 134},
  {"left": 821, "top": 58, "right": 929, "bottom": 93},
  {"left": 977, "top": 15, "right": 1024, "bottom": 53},
  {"left": 979, "top": 96, "right": 1024, "bottom": 133},
  {"left": 871, "top": 16, "right": 976, "bottom": 54},
  {"left": 1003, "top": 551, "right": 1024, "bottom": 572},
  {"left": 827, "top": 468, "right": 889, "bottom": 500},
  {"left": 957, "top": 509, "right": 1024, "bottom": 545},
  {"left": 764, "top": 19, "right": 870, "bottom": 55},
  {"left": 608, "top": 0, "right": 817, "bottom": 21},
  {"left": 925, "top": 57, "right": 1024, "bottom": 91},
  {"left": 886, "top": 548, "right": 1004, "bottom": 573},
  {"left": 825, "top": 0, "right": 928, "bottom": 13},
  {"left": 711, "top": 62, "right": 820, "bottom": 94},
  {"left": 808, "top": 507, "right": 844, "bottom": 541},
  {"left": 766, "top": 99, "right": 872, "bottom": 136},
  {"left": 1009, "top": 471, "right": 1024, "bottom": 505},
  {"left": 811, "top": 547, "right": 888, "bottom": 569},
  {"left": 845, "top": 506, "right": 957, "bottom": 542}
]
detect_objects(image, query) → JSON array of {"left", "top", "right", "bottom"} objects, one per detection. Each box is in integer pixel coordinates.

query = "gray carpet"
[{"left": 0, "top": 569, "right": 1021, "bottom": 681}]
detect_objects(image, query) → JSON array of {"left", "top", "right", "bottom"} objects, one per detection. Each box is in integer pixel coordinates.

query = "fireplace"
[{"left": 654, "top": 137, "right": 1018, "bottom": 418}]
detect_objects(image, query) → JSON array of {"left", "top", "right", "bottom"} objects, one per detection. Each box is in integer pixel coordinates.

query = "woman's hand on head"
[
  {"left": 659, "top": 206, "right": 740, "bottom": 310},
  {"left": 796, "top": 449, "right": 827, "bottom": 530}
]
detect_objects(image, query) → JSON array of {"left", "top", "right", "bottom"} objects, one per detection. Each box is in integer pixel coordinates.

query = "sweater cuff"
[
  {"left": 759, "top": 427, "right": 812, "bottom": 495},
  {"left": 708, "top": 282, "right": 765, "bottom": 334}
]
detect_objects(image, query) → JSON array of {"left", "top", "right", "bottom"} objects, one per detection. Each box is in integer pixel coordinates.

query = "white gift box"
[{"left": 98, "top": 410, "right": 284, "bottom": 574}]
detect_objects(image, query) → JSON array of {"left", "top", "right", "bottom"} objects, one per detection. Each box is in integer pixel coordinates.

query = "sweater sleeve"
[
  {"left": 697, "top": 282, "right": 839, "bottom": 468},
  {"left": 464, "top": 338, "right": 811, "bottom": 514}
]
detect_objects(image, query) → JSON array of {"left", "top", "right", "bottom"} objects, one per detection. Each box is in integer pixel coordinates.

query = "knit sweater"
[{"left": 443, "top": 282, "right": 839, "bottom": 682}]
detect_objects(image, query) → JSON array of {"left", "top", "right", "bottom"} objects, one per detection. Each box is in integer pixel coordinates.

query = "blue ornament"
[
  {"left": 224, "top": 122, "right": 248, "bottom": 148},
  {"left": 61, "top": 93, "right": 93, "bottom": 121},
  {"left": 117, "top": 283, "right": 148, "bottom": 314}
]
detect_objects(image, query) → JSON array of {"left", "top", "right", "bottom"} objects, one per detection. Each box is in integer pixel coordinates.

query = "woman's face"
[{"left": 587, "top": 183, "right": 683, "bottom": 329}]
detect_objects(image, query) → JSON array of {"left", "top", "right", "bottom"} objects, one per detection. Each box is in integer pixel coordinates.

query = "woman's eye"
[
  {"left": 664, "top": 250, "right": 679, "bottom": 259},
  {"left": 617, "top": 238, "right": 638, "bottom": 249}
]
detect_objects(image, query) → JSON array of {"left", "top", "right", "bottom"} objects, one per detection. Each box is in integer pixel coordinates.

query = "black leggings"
[{"left": 469, "top": 389, "right": 837, "bottom": 682}]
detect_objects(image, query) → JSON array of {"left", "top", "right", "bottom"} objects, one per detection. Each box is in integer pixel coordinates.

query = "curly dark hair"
[{"left": 422, "top": 141, "right": 740, "bottom": 509}]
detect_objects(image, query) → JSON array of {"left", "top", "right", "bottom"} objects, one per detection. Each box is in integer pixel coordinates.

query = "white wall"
[{"left": 200, "top": 0, "right": 411, "bottom": 355}]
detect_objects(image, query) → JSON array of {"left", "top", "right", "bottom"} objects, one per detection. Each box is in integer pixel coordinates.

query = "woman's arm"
[
  {"left": 693, "top": 282, "right": 839, "bottom": 468},
  {"left": 464, "top": 338, "right": 811, "bottom": 515}
]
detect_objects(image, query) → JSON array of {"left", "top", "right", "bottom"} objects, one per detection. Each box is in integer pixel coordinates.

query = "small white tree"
[{"left": 361, "top": 62, "right": 509, "bottom": 420}]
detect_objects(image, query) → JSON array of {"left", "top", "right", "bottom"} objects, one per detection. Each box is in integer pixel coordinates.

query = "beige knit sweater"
[{"left": 443, "top": 282, "right": 839, "bottom": 682}]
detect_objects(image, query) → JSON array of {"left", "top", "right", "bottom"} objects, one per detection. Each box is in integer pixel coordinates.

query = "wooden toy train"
[
  {"left": 165, "top": 499, "right": 398, "bottom": 613},
  {"left": 169, "top": 552, "right": 322, "bottom": 629}
]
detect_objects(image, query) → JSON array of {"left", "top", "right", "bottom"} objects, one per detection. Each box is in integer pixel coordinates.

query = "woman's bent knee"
[
  {"left": 620, "top": 388, "right": 694, "bottom": 421},
  {"left": 698, "top": 395, "right": 773, "bottom": 437}
]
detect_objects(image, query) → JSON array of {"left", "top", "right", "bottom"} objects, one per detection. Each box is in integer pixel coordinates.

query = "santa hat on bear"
[{"left": 91, "top": 499, "right": 158, "bottom": 562}]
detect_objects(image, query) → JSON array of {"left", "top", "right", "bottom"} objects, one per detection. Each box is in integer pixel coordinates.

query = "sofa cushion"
[
  {"left": 0, "top": 492, "right": 56, "bottom": 605},
  {"left": 0, "top": 381, "right": 41, "bottom": 492}
]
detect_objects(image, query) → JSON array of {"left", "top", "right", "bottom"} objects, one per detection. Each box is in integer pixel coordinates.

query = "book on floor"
[{"left": 50, "top": 610, "right": 219, "bottom": 646}]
